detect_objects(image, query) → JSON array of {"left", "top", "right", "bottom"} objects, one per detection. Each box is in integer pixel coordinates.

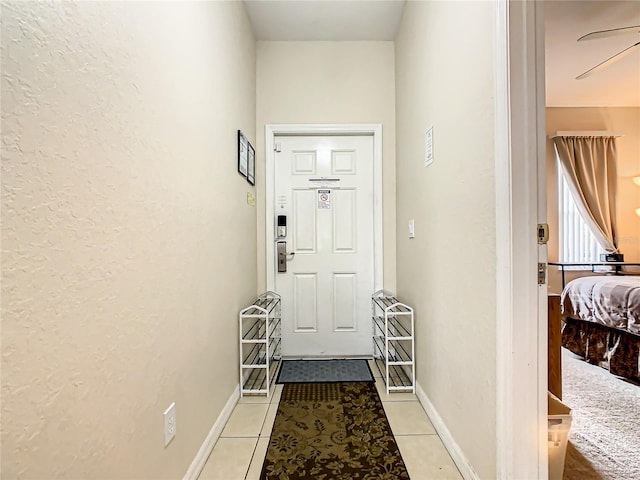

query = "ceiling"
[
  {"left": 244, "top": 0, "right": 640, "bottom": 107},
  {"left": 244, "top": 0, "right": 405, "bottom": 41}
]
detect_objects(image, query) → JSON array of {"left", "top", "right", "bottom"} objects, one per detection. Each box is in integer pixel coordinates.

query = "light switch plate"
[{"left": 408, "top": 219, "right": 415, "bottom": 238}]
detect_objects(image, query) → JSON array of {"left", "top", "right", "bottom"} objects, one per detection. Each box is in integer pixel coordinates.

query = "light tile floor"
[{"left": 198, "top": 361, "right": 463, "bottom": 480}]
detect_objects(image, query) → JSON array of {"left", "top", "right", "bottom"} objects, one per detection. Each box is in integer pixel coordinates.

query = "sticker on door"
[{"left": 318, "top": 189, "right": 331, "bottom": 209}]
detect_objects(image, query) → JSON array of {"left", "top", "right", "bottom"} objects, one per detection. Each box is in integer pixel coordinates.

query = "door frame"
[
  {"left": 495, "top": 1, "right": 547, "bottom": 478},
  {"left": 265, "top": 124, "right": 384, "bottom": 295}
]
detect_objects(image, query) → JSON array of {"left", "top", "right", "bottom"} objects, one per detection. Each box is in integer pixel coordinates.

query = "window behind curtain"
[{"left": 558, "top": 165, "right": 604, "bottom": 263}]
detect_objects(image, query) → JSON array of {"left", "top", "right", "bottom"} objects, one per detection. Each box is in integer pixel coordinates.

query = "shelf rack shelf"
[
  {"left": 372, "top": 289, "right": 415, "bottom": 394},
  {"left": 239, "top": 291, "right": 281, "bottom": 397}
]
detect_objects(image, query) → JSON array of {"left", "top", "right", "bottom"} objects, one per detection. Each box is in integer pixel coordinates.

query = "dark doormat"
[{"left": 276, "top": 359, "right": 374, "bottom": 384}]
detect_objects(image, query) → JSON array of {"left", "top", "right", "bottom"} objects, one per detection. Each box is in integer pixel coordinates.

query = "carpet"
[
  {"left": 276, "top": 359, "right": 374, "bottom": 384},
  {"left": 260, "top": 382, "right": 409, "bottom": 480},
  {"left": 562, "top": 348, "right": 640, "bottom": 480}
]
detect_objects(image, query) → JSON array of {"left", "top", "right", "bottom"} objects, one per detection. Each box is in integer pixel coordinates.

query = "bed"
[{"left": 561, "top": 275, "right": 640, "bottom": 382}]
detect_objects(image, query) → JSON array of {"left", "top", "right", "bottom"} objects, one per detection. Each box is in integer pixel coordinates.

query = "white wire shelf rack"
[
  {"left": 372, "top": 289, "right": 415, "bottom": 394},
  {"left": 239, "top": 291, "right": 281, "bottom": 397}
]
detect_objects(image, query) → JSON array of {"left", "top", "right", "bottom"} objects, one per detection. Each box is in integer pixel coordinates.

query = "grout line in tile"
[
  {"left": 243, "top": 437, "right": 261, "bottom": 480},
  {"left": 241, "top": 443, "right": 254, "bottom": 480},
  {"left": 259, "top": 401, "right": 278, "bottom": 438},
  {"left": 259, "top": 406, "right": 269, "bottom": 433}
]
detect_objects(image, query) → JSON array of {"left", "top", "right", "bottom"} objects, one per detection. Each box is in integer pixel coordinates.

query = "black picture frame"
[
  {"left": 238, "top": 130, "right": 248, "bottom": 178},
  {"left": 247, "top": 142, "right": 255, "bottom": 185}
]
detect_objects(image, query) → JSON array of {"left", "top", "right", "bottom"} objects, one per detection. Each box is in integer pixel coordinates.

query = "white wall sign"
[{"left": 425, "top": 126, "right": 434, "bottom": 167}]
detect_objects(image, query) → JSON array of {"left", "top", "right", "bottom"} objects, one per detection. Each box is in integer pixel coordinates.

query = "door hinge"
[
  {"left": 274, "top": 142, "right": 281, "bottom": 153},
  {"left": 537, "top": 223, "right": 549, "bottom": 244},
  {"left": 538, "top": 262, "right": 546, "bottom": 285}
]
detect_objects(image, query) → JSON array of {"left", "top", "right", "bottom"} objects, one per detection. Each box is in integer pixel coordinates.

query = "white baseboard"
[
  {"left": 183, "top": 385, "right": 240, "bottom": 480},
  {"left": 415, "top": 382, "right": 479, "bottom": 480}
]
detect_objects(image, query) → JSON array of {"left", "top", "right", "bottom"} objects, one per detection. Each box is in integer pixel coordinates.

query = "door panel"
[
  {"left": 293, "top": 273, "right": 317, "bottom": 332},
  {"left": 333, "top": 189, "right": 357, "bottom": 252},
  {"left": 332, "top": 150, "right": 356, "bottom": 174},
  {"left": 292, "top": 190, "right": 316, "bottom": 252},
  {"left": 333, "top": 273, "right": 357, "bottom": 331},
  {"left": 275, "top": 135, "right": 374, "bottom": 357},
  {"left": 293, "top": 151, "right": 316, "bottom": 174}
]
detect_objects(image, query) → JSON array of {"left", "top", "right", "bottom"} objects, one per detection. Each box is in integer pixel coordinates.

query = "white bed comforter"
[{"left": 561, "top": 275, "right": 640, "bottom": 336}]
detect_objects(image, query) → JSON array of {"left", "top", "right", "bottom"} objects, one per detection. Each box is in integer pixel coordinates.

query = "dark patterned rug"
[
  {"left": 260, "top": 382, "right": 409, "bottom": 480},
  {"left": 276, "top": 359, "right": 374, "bottom": 384}
]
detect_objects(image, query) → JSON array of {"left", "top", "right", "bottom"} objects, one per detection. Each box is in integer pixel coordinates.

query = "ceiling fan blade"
[
  {"left": 578, "top": 25, "right": 640, "bottom": 41},
  {"left": 576, "top": 41, "right": 640, "bottom": 80}
]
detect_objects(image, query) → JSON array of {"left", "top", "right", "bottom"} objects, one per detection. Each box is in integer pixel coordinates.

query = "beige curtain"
[{"left": 553, "top": 136, "right": 618, "bottom": 253}]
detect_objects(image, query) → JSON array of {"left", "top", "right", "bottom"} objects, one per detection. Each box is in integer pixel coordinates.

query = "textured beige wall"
[
  {"left": 255, "top": 41, "right": 397, "bottom": 291},
  {"left": 1, "top": 1, "right": 256, "bottom": 478},
  {"left": 546, "top": 107, "right": 640, "bottom": 293},
  {"left": 395, "top": 2, "right": 497, "bottom": 478}
]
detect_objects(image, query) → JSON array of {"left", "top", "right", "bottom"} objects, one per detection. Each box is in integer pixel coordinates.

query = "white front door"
[{"left": 274, "top": 135, "right": 375, "bottom": 357}]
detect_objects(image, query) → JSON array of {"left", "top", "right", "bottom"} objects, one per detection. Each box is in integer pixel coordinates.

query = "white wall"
[
  {"left": 395, "top": 2, "right": 497, "bottom": 478},
  {"left": 1, "top": 1, "right": 256, "bottom": 478},
  {"left": 255, "top": 41, "right": 397, "bottom": 291},
  {"left": 546, "top": 107, "right": 640, "bottom": 292}
]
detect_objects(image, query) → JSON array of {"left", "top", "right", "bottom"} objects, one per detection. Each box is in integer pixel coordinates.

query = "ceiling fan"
[{"left": 575, "top": 25, "right": 640, "bottom": 80}]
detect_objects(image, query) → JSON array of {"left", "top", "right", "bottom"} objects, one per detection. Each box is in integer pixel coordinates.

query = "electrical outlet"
[{"left": 164, "top": 402, "right": 176, "bottom": 446}]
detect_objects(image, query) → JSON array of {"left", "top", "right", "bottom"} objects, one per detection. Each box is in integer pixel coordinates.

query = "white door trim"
[
  {"left": 265, "top": 124, "right": 383, "bottom": 294},
  {"left": 495, "top": 1, "right": 547, "bottom": 478}
]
